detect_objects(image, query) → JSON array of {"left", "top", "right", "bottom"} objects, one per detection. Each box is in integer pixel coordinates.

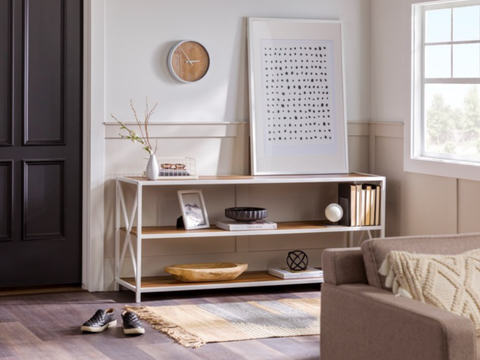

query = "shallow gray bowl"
[{"left": 225, "top": 207, "right": 268, "bottom": 222}]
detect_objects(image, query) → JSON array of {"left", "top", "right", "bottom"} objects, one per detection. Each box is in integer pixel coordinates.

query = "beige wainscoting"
[{"left": 370, "top": 122, "right": 480, "bottom": 238}]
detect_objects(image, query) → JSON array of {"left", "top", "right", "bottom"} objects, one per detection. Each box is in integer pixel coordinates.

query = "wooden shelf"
[
  {"left": 118, "top": 271, "right": 324, "bottom": 293},
  {"left": 121, "top": 221, "right": 382, "bottom": 239}
]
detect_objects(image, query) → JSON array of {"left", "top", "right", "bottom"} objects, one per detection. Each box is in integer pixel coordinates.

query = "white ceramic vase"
[{"left": 146, "top": 154, "right": 159, "bottom": 180}]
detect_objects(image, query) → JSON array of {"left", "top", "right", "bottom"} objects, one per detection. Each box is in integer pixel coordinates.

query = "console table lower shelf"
[{"left": 116, "top": 271, "right": 324, "bottom": 294}]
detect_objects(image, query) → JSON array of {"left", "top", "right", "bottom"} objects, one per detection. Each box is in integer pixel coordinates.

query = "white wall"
[
  {"left": 370, "top": 0, "right": 410, "bottom": 124},
  {"left": 85, "top": 0, "right": 373, "bottom": 291},
  {"left": 105, "top": 0, "right": 371, "bottom": 123}
]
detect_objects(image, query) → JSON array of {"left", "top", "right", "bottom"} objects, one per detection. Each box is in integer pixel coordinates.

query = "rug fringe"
[{"left": 125, "top": 305, "right": 206, "bottom": 348}]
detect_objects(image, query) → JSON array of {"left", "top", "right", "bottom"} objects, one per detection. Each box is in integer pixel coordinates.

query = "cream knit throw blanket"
[{"left": 379, "top": 249, "right": 480, "bottom": 334}]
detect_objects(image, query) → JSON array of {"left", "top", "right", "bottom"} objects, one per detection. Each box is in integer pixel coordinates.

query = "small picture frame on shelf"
[{"left": 177, "top": 189, "right": 210, "bottom": 230}]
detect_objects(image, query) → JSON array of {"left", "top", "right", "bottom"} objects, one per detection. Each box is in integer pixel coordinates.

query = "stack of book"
[
  {"left": 268, "top": 267, "right": 324, "bottom": 280},
  {"left": 338, "top": 183, "right": 381, "bottom": 227},
  {"left": 216, "top": 220, "right": 277, "bottom": 231}
]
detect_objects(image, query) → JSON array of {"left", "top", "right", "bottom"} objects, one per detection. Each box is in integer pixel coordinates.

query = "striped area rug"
[{"left": 126, "top": 297, "right": 320, "bottom": 348}]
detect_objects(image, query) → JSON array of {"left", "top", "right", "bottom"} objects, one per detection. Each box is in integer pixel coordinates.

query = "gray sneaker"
[
  {"left": 122, "top": 310, "right": 145, "bottom": 335},
  {"left": 81, "top": 308, "right": 116, "bottom": 333}
]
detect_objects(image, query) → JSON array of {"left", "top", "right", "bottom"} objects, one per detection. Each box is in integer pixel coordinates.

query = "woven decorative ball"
[{"left": 286, "top": 250, "right": 309, "bottom": 271}]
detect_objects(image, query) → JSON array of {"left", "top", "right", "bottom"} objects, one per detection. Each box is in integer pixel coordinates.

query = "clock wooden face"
[{"left": 168, "top": 41, "right": 210, "bottom": 83}]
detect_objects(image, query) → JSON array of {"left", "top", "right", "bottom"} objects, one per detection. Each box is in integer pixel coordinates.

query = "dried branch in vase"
[{"left": 111, "top": 99, "right": 158, "bottom": 155}]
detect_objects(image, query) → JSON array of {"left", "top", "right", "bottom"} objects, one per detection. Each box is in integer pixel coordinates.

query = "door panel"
[
  {"left": 0, "top": 0, "right": 12, "bottom": 146},
  {"left": 0, "top": 161, "right": 13, "bottom": 241},
  {"left": 0, "top": 0, "right": 82, "bottom": 288},
  {"left": 23, "top": 160, "right": 65, "bottom": 240},
  {"left": 25, "top": 0, "right": 64, "bottom": 145}
]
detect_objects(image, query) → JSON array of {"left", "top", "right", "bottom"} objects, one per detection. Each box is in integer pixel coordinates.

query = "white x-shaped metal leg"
[{"left": 115, "top": 180, "right": 142, "bottom": 301}]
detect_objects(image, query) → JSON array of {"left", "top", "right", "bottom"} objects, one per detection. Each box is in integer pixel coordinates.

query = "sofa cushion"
[
  {"left": 361, "top": 233, "right": 480, "bottom": 290},
  {"left": 379, "top": 249, "right": 480, "bottom": 335}
]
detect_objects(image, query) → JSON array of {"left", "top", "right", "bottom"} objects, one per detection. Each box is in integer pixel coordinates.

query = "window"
[{"left": 408, "top": 0, "right": 480, "bottom": 180}]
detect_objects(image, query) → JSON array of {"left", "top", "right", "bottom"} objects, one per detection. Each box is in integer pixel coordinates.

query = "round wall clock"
[{"left": 167, "top": 40, "right": 210, "bottom": 83}]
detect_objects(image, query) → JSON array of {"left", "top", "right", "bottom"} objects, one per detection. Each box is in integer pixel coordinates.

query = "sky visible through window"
[
  {"left": 423, "top": 5, "right": 480, "bottom": 159},
  {"left": 425, "top": 6, "right": 480, "bottom": 80}
]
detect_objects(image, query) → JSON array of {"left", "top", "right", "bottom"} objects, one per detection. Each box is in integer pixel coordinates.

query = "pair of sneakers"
[{"left": 81, "top": 308, "right": 145, "bottom": 335}]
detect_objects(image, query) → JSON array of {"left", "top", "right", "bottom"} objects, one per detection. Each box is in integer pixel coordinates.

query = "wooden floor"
[{"left": 0, "top": 284, "right": 320, "bottom": 360}]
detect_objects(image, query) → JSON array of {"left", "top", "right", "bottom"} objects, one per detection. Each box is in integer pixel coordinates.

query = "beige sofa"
[{"left": 321, "top": 233, "right": 480, "bottom": 360}]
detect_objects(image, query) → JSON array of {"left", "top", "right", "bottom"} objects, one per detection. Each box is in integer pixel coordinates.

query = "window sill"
[{"left": 404, "top": 155, "right": 480, "bottom": 181}]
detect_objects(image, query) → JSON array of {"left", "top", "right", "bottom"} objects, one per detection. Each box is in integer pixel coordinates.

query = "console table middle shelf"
[{"left": 121, "top": 221, "right": 383, "bottom": 239}]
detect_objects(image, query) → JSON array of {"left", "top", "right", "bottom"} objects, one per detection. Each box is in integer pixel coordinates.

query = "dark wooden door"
[{"left": 0, "top": 0, "right": 82, "bottom": 287}]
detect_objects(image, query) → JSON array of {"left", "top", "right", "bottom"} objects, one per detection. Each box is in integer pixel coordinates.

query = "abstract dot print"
[{"left": 261, "top": 39, "right": 335, "bottom": 151}]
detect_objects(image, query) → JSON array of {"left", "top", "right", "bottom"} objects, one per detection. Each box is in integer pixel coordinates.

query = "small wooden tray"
[{"left": 164, "top": 262, "right": 248, "bottom": 282}]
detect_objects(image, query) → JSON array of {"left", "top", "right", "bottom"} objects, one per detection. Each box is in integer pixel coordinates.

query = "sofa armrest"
[
  {"left": 321, "top": 283, "right": 476, "bottom": 360},
  {"left": 322, "top": 247, "right": 368, "bottom": 285}
]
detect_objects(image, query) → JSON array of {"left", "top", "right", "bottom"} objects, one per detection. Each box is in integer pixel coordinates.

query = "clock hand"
[
  {"left": 180, "top": 49, "right": 193, "bottom": 65},
  {"left": 185, "top": 60, "right": 200, "bottom": 63}
]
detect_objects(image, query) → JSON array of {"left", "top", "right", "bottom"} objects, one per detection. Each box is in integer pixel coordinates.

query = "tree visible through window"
[{"left": 426, "top": 86, "right": 480, "bottom": 156}]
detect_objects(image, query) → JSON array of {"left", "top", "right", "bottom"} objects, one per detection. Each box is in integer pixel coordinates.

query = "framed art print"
[
  {"left": 247, "top": 18, "right": 349, "bottom": 175},
  {"left": 177, "top": 190, "right": 210, "bottom": 230}
]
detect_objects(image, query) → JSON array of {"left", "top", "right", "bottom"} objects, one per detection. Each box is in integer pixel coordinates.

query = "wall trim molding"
[
  {"left": 105, "top": 121, "right": 385, "bottom": 139},
  {"left": 82, "top": 0, "right": 106, "bottom": 292},
  {"left": 370, "top": 121, "right": 403, "bottom": 138},
  {"left": 105, "top": 121, "right": 374, "bottom": 137},
  {"left": 104, "top": 121, "right": 249, "bottom": 125},
  {"left": 104, "top": 121, "right": 249, "bottom": 139},
  {"left": 347, "top": 121, "right": 370, "bottom": 136}
]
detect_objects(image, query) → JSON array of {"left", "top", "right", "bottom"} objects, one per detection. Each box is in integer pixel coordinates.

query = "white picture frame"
[
  {"left": 247, "top": 17, "right": 349, "bottom": 175},
  {"left": 177, "top": 189, "right": 209, "bottom": 230}
]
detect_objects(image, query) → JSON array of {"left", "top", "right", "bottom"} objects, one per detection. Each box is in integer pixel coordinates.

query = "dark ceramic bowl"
[{"left": 225, "top": 207, "right": 268, "bottom": 222}]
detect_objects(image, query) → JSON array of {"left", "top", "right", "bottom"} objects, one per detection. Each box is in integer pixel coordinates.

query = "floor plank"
[
  {"left": 220, "top": 340, "right": 294, "bottom": 360},
  {"left": 138, "top": 343, "right": 205, "bottom": 360},
  {"left": 260, "top": 336, "right": 321, "bottom": 359},
  {"left": 189, "top": 342, "right": 251, "bottom": 360}
]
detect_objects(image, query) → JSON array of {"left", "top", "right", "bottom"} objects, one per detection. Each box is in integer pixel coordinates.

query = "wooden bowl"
[{"left": 164, "top": 262, "right": 248, "bottom": 282}]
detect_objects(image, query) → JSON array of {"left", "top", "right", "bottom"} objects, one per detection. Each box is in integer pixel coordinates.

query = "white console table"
[{"left": 115, "top": 173, "right": 386, "bottom": 302}]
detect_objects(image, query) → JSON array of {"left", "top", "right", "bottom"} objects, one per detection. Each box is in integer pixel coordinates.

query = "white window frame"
[{"left": 405, "top": 0, "right": 480, "bottom": 181}]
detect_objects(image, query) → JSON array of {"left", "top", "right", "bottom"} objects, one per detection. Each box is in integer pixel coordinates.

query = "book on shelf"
[
  {"left": 216, "top": 220, "right": 277, "bottom": 231},
  {"left": 338, "top": 183, "right": 356, "bottom": 226},
  {"left": 268, "top": 267, "right": 324, "bottom": 279},
  {"left": 355, "top": 184, "right": 362, "bottom": 226},
  {"left": 364, "top": 184, "right": 372, "bottom": 226},
  {"left": 338, "top": 183, "right": 381, "bottom": 227},
  {"left": 370, "top": 187, "right": 376, "bottom": 226},
  {"left": 358, "top": 185, "right": 365, "bottom": 226}
]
